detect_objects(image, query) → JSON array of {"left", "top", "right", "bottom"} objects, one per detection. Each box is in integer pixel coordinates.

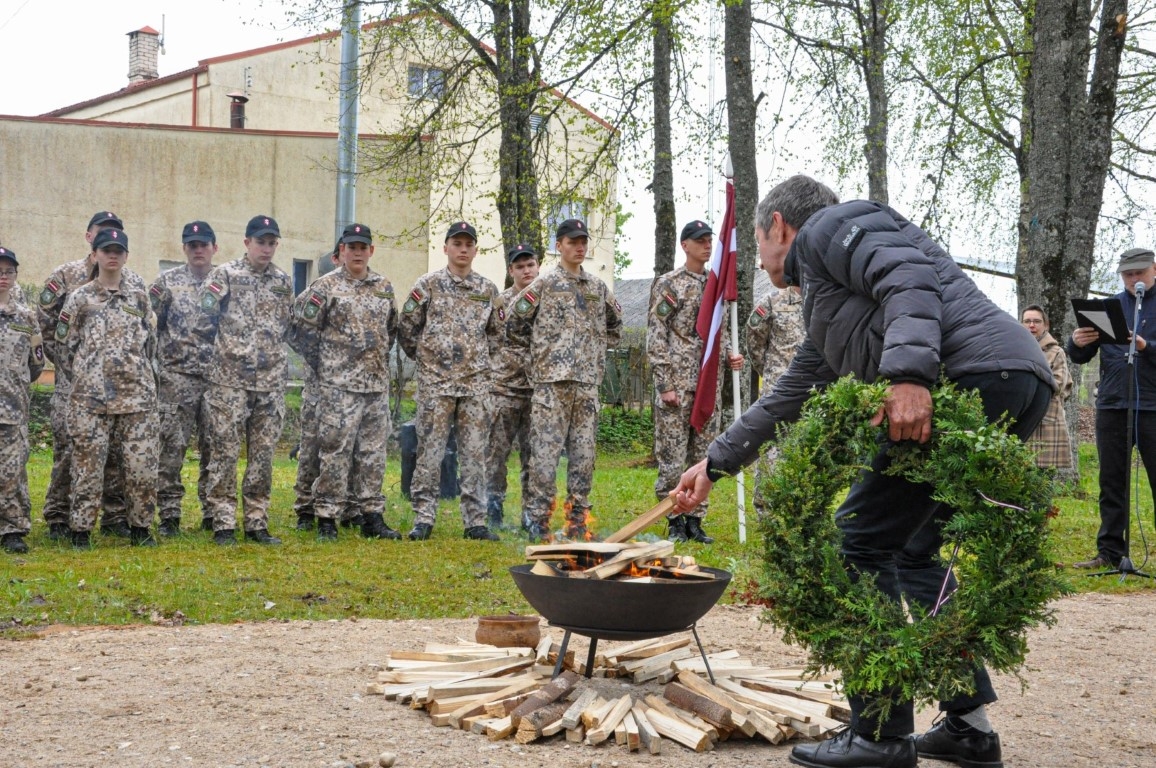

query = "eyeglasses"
[{"left": 0, "top": 270, "right": 16, "bottom": 277}]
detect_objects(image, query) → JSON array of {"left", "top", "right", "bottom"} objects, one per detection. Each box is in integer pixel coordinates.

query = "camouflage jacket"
[
  {"left": 57, "top": 276, "right": 157, "bottom": 415},
  {"left": 746, "top": 289, "right": 805, "bottom": 397},
  {"left": 287, "top": 267, "right": 398, "bottom": 394},
  {"left": 38, "top": 256, "right": 145, "bottom": 378},
  {"left": 490, "top": 286, "right": 532, "bottom": 396},
  {"left": 397, "top": 267, "right": 500, "bottom": 397},
  {"left": 150, "top": 264, "right": 215, "bottom": 377},
  {"left": 0, "top": 301, "right": 45, "bottom": 425},
  {"left": 647, "top": 266, "right": 707, "bottom": 394},
  {"left": 506, "top": 266, "right": 623, "bottom": 387},
  {"left": 196, "top": 256, "right": 293, "bottom": 393}
]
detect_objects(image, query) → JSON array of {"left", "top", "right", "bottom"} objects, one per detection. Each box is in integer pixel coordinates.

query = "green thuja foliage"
[{"left": 757, "top": 377, "right": 1069, "bottom": 727}]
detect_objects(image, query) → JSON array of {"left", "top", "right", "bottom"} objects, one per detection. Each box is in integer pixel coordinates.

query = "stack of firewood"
[
  {"left": 525, "top": 541, "right": 717, "bottom": 581},
  {"left": 367, "top": 635, "right": 849, "bottom": 754}
]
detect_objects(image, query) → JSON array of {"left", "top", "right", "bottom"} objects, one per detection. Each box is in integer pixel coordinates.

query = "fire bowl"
[{"left": 509, "top": 564, "right": 732, "bottom": 640}]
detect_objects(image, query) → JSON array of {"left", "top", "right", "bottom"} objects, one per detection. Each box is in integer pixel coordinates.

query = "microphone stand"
[{"left": 1092, "top": 282, "right": 1153, "bottom": 580}]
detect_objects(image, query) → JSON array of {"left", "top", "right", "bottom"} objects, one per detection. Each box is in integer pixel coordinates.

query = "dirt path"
[{"left": 3, "top": 592, "right": 1154, "bottom": 767}]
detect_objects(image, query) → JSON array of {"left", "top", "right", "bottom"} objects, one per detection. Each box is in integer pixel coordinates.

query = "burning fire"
[{"left": 562, "top": 502, "right": 598, "bottom": 542}]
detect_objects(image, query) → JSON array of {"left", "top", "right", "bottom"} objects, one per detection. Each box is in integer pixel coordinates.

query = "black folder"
[{"left": 1071, "top": 297, "right": 1130, "bottom": 344}]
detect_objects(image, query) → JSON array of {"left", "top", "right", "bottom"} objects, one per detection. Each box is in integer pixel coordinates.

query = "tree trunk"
[
  {"left": 652, "top": 7, "right": 676, "bottom": 277},
  {"left": 862, "top": 1, "right": 889, "bottom": 204},
  {"left": 494, "top": 0, "right": 544, "bottom": 255},
  {"left": 725, "top": 0, "right": 758, "bottom": 402}
]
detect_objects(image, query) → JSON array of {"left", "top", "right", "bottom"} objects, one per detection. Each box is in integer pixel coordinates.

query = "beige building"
[{"left": 0, "top": 17, "right": 618, "bottom": 293}]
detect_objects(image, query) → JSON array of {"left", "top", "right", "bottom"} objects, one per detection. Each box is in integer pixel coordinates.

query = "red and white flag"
[{"left": 690, "top": 177, "right": 739, "bottom": 433}]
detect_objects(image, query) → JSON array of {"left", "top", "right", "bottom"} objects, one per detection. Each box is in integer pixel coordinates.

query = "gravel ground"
[{"left": 3, "top": 591, "right": 1155, "bottom": 767}]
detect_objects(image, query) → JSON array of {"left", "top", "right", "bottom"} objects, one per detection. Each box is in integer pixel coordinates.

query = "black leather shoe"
[
  {"left": 244, "top": 528, "right": 281, "bottom": 545},
  {"left": 790, "top": 728, "right": 917, "bottom": 768},
  {"left": 361, "top": 514, "right": 402, "bottom": 540},
  {"left": 1, "top": 533, "right": 29, "bottom": 554},
  {"left": 72, "top": 530, "right": 92, "bottom": 549},
  {"left": 201, "top": 518, "right": 215, "bottom": 532},
  {"left": 317, "top": 518, "right": 338, "bottom": 542},
  {"left": 666, "top": 514, "right": 689, "bottom": 542},
  {"left": 464, "top": 525, "right": 500, "bottom": 541},
  {"left": 684, "top": 516, "right": 715, "bottom": 544},
  {"left": 295, "top": 513, "right": 315, "bottom": 531},
  {"left": 916, "top": 718, "right": 1003, "bottom": 768},
  {"left": 158, "top": 518, "right": 181, "bottom": 537},
  {"left": 100, "top": 521, "right": 131, "bottom": 538},
  {"left": 131, "top": 526, "right": 158, "bottom": 547},
  {"left": 1072, "top": 554, "right": 1113, "bottom": 569},
  {"left": 48, "top": 522, "right": 70, "bottom": 541},
  {"left": 408, "top": 523, "right": 433, "bottom": 541}
]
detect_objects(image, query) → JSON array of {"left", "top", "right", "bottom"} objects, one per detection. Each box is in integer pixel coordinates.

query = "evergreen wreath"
[{"left": 756, "top": 376, "right": 1068, "bottom": 722}]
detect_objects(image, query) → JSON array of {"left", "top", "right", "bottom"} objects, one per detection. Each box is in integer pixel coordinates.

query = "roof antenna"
[{"left": 159, "top": 14, "right": 166, "bottom": 55}]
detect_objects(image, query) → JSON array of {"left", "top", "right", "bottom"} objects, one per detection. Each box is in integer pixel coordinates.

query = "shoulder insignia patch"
[
  {"left": 39, "top": 280, "right": 62, "bottom": 307},
  {"left": 54, "top": 310, "right": 72, "bottom": 341},
  {"left": 613, "top": 299, "right": 622, "bottom": 314},
  {"left": 207, "top": 282, "right": 225, "bottom": 296},
  {"left": 498, "top": 307, "right": 506, "bottom": 322},
  {"left": 34, "top": 344, "right": 44, "bottom": 363},
  {"left": 149, "top": 284, "right": 164, "bottom": 298},
  {"left": 302, "top": 291, "right": 324, "bottom": 321},
  {"left": 747, "top": 305, "right": 767, "bottom": 328},
  {"left": 514, "top": 289, "right": 538, "bottom": 316},
  {"left": 201, "top": 293, "right": 219, "bottom": 311}
]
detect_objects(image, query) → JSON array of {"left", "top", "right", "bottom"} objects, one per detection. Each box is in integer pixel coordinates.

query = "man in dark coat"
[{"left": 673, "top": 175, "right": 1054, "bottom": 768}]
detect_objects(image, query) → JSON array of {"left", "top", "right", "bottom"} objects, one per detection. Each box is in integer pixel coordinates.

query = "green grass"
[{"left": 2, "top": 444, "right": 1152, "bottom": 634}]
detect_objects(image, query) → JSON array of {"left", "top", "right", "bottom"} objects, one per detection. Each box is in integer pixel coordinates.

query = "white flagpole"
[{"left": 723, "top": 154, "right": 747, "bottom": 544}]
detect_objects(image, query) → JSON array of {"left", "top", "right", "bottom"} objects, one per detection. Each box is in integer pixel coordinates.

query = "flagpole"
[{"left": 723, "top": 155, "right": 747, "bottom": 544}]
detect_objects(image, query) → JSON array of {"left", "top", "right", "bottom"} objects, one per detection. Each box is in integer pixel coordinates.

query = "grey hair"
[{"left": 755, "top": 175, "right": 839, "bottom": 233}]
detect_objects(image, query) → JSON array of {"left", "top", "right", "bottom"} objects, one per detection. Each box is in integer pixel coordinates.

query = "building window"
[
  {"left": 407, "top": 65, "right": 445, "bottom": 100},
  {"left": 293, "top": 259, "right": 312, "bottom": 296},
  {"left": 546, "top": 200, "right": 590, "bottom": 251},
  {"left": 529, "top": 113, "right": 547, "bottom": 135}
]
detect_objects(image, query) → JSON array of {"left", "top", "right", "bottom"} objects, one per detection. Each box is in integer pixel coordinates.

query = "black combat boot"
[
  {"left": 486, "top": 499, "right": 506, "bottom": 531},
  {"left": 158, "top": 517, "right": 181, "bottom": 537},
  {"left": 684, "top": 516, "right": 715, "bottom": 544},
  {"left": 100, "top": 520, "right": 131, "bottom": 538},
  {"left": 464, "top": 525, "right": 500, "bottom": 541},
  {"left": 526, "top": 521, "right": 551, "bottom": 543},
  {"left": 407, "top": 523, "right": 433, "bottom": 541},
  {"left": 361, "top": 514, "right": 402, "bottom": 540},
  {"left": 244, "top": 528, "right": 282, "bottom": 545},
  {"left": 48, "top": 522, "right": 70, "bottom": 541},
  {"left": 1, "top": 533, "right": 29, "bottom": 554},
  {"left": 340, "top": 515, "right": 364, "bottom": 529},
  {"left": 214, "top": 529, "right": 237, "bottom": 546},
  {"left": 130, "top": 526, "right": 158, "bottom": 547},
  {"left": 72, "top": 530, "right": 92, "bottom": 549},
  {"left": 296, "top": 513, "right": 316, "bottom": 531},
  {"left": 666, "top": 515, "right": 689, "bottom": 542},
  {"left": 317, "top": 518, "right": 338, "bottom": 542},
  {"left": 200, "top": 517, "right": 214, "bottom": 532}
]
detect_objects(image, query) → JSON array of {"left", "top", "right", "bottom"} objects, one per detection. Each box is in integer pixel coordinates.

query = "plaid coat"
[{"left": 1027, "top": 332, "right": 1074, "bottom": 469}]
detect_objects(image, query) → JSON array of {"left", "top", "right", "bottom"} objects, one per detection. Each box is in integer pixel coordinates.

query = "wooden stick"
[
  {"left": 586, "top": 694, "right": 634, "bottom": 745},
  {"left": 560, "top": 689, "right": 599, "bottom": 730},
  {"left": 631, "top": 702, "right": 662, "bottom": 755},
  {"left": 508, "top": 670, "right": 581, "bottom": 727},
  {"left": 604, "top": 496, "right": 678, "bottom": 543},
  {"left": 645, "top": 707, "right": 712, "bottom": 752},
  {"left": 645, "top": 694, "right": 720, "bottom": 742},
  {"left": 623, "top": 710, "right": 640, "bottom": 751},
  {"left": 663, "top": 682, "right": 735, "bottom": 731}
]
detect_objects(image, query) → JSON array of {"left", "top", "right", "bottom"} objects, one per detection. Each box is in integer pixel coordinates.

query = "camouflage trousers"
[
  {"left": 68, "top": 407, "right": 158, "bottom": 532},
  {"left": 312, "top": 387, "right": 391, "bottom": 520},
  {"left": 0, "top": 422, "right": 31, "bottom": 536},
  {"left": 411, "top": 393, "right": 488, "bottom": 529},
  {"left": 156, "top": 370, "right": 210, "bottom": 521},
  {"left": 43, "top": 386, "right": 127, "bottom": 527},
  {"left": 653, "top": 391, "right": 719, "bottom": 519},
  {"left": 292, "top": 376, "right": 320, "bottom": 516},
  {"left": 485, "top": 392, "right": 531, "bottom": 519},
  {"left": 523, "top": 382, "right": 598, "bottom": 527},
  {"left": 202, "top": 384, "right": 284, "bottom": 533}
]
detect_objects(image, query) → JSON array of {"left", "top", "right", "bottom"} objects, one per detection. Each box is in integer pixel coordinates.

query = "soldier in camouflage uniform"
[
  {"left": 288, "top": 223, "right": 402, "bottom": 542},
  {"left": 0, "top": 247, "right": 46, "bottom": 554},
  {"left": 56, "top": 229, "right": 159, "bottom": 549},
  {"left": 508, "top": 219, "right": 623, "bottom": 542},
  {"left": 745, "top": 285, "right": 805, "bottom": 517},
  {"left": 150, "top": 221, "right": 218, "bottom": 536},
  {"left": 196, "top": 215, "right": 293, "bottom": 546},
  {"left": 398, "top": 221, "right": 501, "bottom": 542},
  {"left": 38, "top": 211, "right": 144, "bottom": 540},
  {"left": 485, "top": 244, "right": 539, "bottom": 532},
  {"left": 647, "top": 220, "right": 743, "bottom": 544}
]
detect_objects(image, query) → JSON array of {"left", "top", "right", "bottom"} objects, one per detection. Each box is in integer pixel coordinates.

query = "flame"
[{"left": 562, "top": 502, "right": 598, "bottom": 541}]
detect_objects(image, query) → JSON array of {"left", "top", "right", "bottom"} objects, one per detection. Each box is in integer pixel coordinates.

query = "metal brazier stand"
[{"left": 509, "top": 564, "right": 732, "bottom": 683}]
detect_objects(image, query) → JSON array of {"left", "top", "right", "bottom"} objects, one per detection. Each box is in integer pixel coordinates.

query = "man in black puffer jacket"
[{"left": 674, "top": 175, "right": 1054, "bottom": 768}]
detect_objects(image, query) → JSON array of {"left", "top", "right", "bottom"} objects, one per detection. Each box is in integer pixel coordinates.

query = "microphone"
[{"left": 1137, "top": 282, "right": 1147, "bottom": 298}]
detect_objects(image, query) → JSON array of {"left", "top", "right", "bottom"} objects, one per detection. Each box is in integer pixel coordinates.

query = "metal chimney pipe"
[{"left": 228, "top": 92, "right": 249, "bottom": 130}]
